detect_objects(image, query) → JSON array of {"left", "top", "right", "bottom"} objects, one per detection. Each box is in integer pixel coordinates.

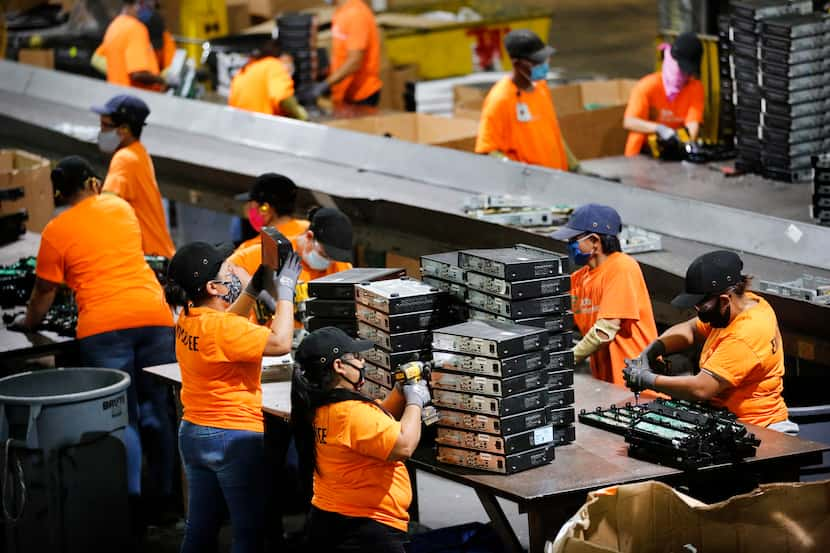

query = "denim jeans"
[
  {"left": 179, "top": 420, "right": 265, "bottom": 553},
  {"left": 79, "top": 325, "right": 176, "bottom": 496}
]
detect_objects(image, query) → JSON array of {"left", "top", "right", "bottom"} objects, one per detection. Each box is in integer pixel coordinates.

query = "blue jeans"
[
  {"left": 79, "top": 325, "right": 176, "bottom": 496},
  {"left": 179, "top": 420, "right": 265, "bottom": 553}
]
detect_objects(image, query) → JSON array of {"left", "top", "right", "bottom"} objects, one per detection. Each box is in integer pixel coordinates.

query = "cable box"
[
  {"left": 431, "top": 368, "right": 549, "bottom": 398},
  {"left": 432, "top": 320, "right": 548, "bottom": 359},
  {"left": 467, "top": 289, "right": 571, "bottom": 319},
  {"left": 432, "top": 387, "right": 550, "bottom": 417},
  {"left": 762, "top": 12, "right": 830, "bottom": 39},
  {"left": 421, "top": 275, "right": 467, "bottom": 302},
  {"left": 436, "top": 444, "right": 554, "bottom": 474},
  {"left": 354, "top": 278, "right": 445, "bottom": 315},
  {"left": 362, "top": 379, "right": 391, "bottom": 401},
  {"left": 468, "top": 307, "right": 574, "bottom": 334},
  {"left": 305, "top": 316, "right": 357, "bottom": 335},
  {"left": 465, "top": 272, "right": 570, "bottom": 300},
  {"left": 762, "top": 44, "right": 830, "bottom": 66},
  {"left": 356, "top": 303, "right": 445, "bottom": 333},
  {"left": 308, "top": 268, "right": 406, "bottom": 299},
  {"left": 730, "top": 1, "right": 811, "bottom": 22},
  {"left": 545, "top": 350, "right": 575, "bottom": 373},
  {"left": 420, "top": 251, "right": 465, "bottom": 285},
  {"left": 764, "top": 85, "right": 830, "bottom": 105},
  {"left": 431, "top": 349, "right": 549, "bottom": 378},
  {"left": 365, "top": 361, "right": 394, "bottom": 389},
  {"left": 437, "top": 405, "right": 574, "bottom": 436},
  {"left": 459, "top": 244, "right": 568, "bottom": 282},
  {"left": 762, "top": 31, "right": 828, "bottom": 52},
  {"left": 364, "top": 346, "right": 429, "bottom": 371},
  {"left": 544, "top": 331, "right": 574, "bottom": 353},
  {"left": 357, "top": 321, "right": 432, "bottom": 352},
  {"left": 547, "top": 369, "right": 574, "bottom": 390},
  {"left": 553, "top": 424, "right": 576, "bottom": 446},
  {"left": 547, "top": 388, "right": 576, "bottom": 409},
  {"left": 436, "top": 424, "right": 557, "bottom": 455},
  {"left": 305, "top": 298, "right": 355, "bottom": 318}
]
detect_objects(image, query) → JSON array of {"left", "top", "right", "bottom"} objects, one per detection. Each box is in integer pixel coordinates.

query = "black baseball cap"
[
  {"left": 671, "top": 250, "right": 744, "bottom": 309},
  {"left": 671, "top": 32, "right": 703, "bottom": 77},
  {"left": 92, "top": 94, "right": 151, "bottom": 127},
  {"left": 550, "top": 203, "right": 622, "bottom": 241},
  {"left": 167, "top": 241, "right": 233, "bottom": 299},
  {"left": 51, "top": 156, "right": 100, "bottom": 192},
  {"left": 310, "top": 207, "right": 353, "bottom": 263},
  {"left": 504, "top": 29, "right": 555, "bottom": 63},
  {"left": 235, "top": 173, "right": 298, "bottom": 209},
  {"left": 295, "top": 327, "right": 373, "bottom": 376}
]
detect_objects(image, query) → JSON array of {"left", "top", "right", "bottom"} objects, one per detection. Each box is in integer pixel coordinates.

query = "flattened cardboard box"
[
  {"left": 552, "top": 480, "right": 830, "bottom": 553},
  {"left": 0, "top": 150, "right": 54, "bottom": 233}
]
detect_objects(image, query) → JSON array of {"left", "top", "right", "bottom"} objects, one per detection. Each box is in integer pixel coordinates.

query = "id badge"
[{"left": 516, "top": 102, "right": 532, "bottom": 122}]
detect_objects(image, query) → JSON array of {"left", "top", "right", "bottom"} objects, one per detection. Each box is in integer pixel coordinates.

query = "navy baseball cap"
[
  {"left": 671, "top": 250, "right": 744, "bottom": 309},
  {"left": 550, "top": 204, "right": 622, "bottom": 241},
  {"left": 504, "top": 29, "right": 555, "bottom": 63},
  {"left": 92, "top": 94, "right": 151, "bottom": 126},
  {"left": 295, "top": 327, "right": 373, "bottom": 376}
]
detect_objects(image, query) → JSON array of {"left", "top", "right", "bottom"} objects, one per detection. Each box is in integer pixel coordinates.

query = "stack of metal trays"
[
  {"left": 305, "top": 267, "right": 406, "bottom": 336},
  {"left": 430, "top": 320, "right": 571, "bottom": 474},
  {"left": 354, "top": 278, "right": 448, "bottom": 400},
  {"left": 812, "top": 154, "right": 830, "bottom": 225}
]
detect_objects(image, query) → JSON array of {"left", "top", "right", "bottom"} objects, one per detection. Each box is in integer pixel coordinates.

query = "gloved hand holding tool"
[
  {"left": 623, "top": 357, "right": 657, "bottom": 404},
  {"left": 655, "top": 124, "right": 677, "bottom": 141},
  {"left": 394, "top": 360, "right": 439, "bottom": 425},
  {"left": 275, "top": 253, "right": 302, "bottom": 303}
]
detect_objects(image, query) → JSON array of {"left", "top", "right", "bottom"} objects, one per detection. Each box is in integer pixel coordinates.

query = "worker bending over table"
[
  {"left": 475, "top": 29, "right": 579, "bottom": 172},
  {"left": 164, "top": 242, "right": 301, "bottom": 552},
  {"left": 624, "top": 250, "right": 799, "bottom": 434},
  {"left": 7, "top": 156, "right": 176, "bottom": 529},
  {"left": 229, "top": 32, "right": 308, "bottom": 120},
  {"left": 623, "top": 31, "right": 705, "bottom": 156},
  {"left": 234, "top": 173, "right": 310, "bottom": 251},
  {"left": 292, "top": 327, "right": 430, "bottom": 552},
  {"left": 551, "top": 204, "right": 657, "bottom": 385},
  {"left": 310, "top": 0, "right": 383, "bottom": 108},
  {"left": 93, "top": 94, "right": 176, "bottom": 258}
]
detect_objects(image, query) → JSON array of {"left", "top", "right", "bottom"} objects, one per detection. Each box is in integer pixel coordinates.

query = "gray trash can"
[{"left": 0, "top": 367, "right": 131, "bottom": 450}]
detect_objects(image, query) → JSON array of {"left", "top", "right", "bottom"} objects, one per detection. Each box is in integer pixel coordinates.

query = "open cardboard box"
[
  {"left": 452, "top": 79, "right": 636, "bottom": 160},
  {"left": 0, "top": 150, "right": 54, "bottom": 233},
  {"left": 550, "top": 480, "right": 830, "bottom": 553},
  {"left": 326, "top": 112, "right": 479, "bottom": 152}
]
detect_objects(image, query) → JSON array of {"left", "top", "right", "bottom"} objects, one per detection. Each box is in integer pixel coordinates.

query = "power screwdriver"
[{"left": 393, "top": 360, "right": 440, "bottom": 426}]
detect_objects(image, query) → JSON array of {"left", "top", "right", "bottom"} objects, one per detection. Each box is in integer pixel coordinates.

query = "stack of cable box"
[
  {"left": 276, "top": 12, "right": 319, "bottom": 104},
  {"left": 305, "top": 268, "right": 405, "bottom": 336},
  {"left": 430, "top": 319, "right": 573, "bottom": 474},
  {"left": 813, "top": 153, "right": 830, "bottom": 225},
  {"left": 354, "top": 277, "right": 453, "bottom": 400},
  {"left": 419, "top": 251, "right": 470, "bottom": 322}
]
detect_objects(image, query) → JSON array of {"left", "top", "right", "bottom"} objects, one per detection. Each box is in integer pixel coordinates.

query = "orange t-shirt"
[
  {"left": 696, "top": 293, "right": 788, "bottom": 427},
  {"left": 35, "top": 194, "right": 173, "bottom": 339},
  {"left": 103, "top": 141, "right": 175, "bottom": 258},
  {"left": 570, "top": 252, "right": 658, "bottom": 385},
  {"left": 176, "top": 306, "right": 271, "bottom": 433},
  {"left": 624, "top": 72, "right": 705, "bottom": 156},
  {"left": 475, "top": 77, "right": 568, "bottom": 170},
  {"left": 229, "top": 57, "right": 295, "bottom": 116},
  {"left": 331, "top": 0, "right": 382, "bottom": 104},
  {"left": 157, "top": 30, "right": 176, "bottom": 70},
  {"left": 236, "top": 218, "right": 311, "bottom": 251},
  {"left": 94, "top": 14, "right": 160, "bottom": 88},
  {"left": 312, "top": 400, "right": 411, "bottom": 531}
]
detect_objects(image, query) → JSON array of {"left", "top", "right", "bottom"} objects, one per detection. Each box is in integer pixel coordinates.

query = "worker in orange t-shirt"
[
  {"left": 309, "top": 0, "right": 382, "bottom": 107},
  {"left": 91, "top": 0, "right": 166, "bottom": 90},
  {"left": 551, "top": 204, "right": 657, "bottom": 386},
  {"left": 291, "top": 327, "right": 429, "bottom": 551},
  {"left": 92, "top": 95, "right": 176, "bottom": 258},
  {"left": 229, "top": 33, "right": 308, "bottom": 120},
  {"left": 623, "top": 251, "right": 798, "bottom": 433},
  {"left": 165, "top": 242, "right": 301, "bottom": 552},
  {"left": 475, "top": 29, "right": 579, "bottom": 171},
  {"left": 623, "top": 32, "right": 705, "bottom": 156},
  {"left": 8, "top": 156, "right": 176, "bottom": 514},
  {"left": 233, "top": 173, "right": 310, "bottom": 251},
  {"left": 139, "top": 4, "right": 176, "bottom": 72}
]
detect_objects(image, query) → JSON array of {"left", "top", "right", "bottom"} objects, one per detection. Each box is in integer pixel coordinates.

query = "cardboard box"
[
  {"left": 226, "top": 0, "right": 251, "bottom": 35},
  {"left": 18, "top": 49, "right": 55, "bottom": 70},
  {"left": 248, "top": 0, "right": 326, "bottom": 20},
  {"left": 551, "top": 480, "right": 830, "bottom": 553},
  {"left": 0, "top": 150, "right": 54, "bottom": 233},
  {"left": 378, "top": 64, "right": 418, "bottom": 111},
  {"left": 326, "top": 112, "right": 480, "bottom": 152},
  {"left": 385, "top": 251, "right": 420, "bottom": 278},
  {"left": 451, "top": 79, "right": 636, "bottom": 160}
]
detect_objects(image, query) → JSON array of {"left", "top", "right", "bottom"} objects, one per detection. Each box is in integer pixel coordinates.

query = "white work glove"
[
  {"left": 655, "top": 124, "right": 676, "bottom": 141},
  {"left": 402, "top": 380, "right": 431, "bottom": 408}
]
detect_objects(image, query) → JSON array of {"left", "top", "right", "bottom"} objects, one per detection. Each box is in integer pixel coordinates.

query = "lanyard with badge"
[{"left": 516, "top": 90, "right": 532, "bottom": 122}]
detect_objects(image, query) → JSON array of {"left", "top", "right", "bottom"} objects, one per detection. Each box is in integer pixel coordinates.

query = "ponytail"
[{"left": 164, "top": 279, "right": 192, "bottom": 314}]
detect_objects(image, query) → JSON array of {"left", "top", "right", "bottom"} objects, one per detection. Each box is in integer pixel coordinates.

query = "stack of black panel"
[
  {"left": 813, "top": 154, "right": 830, "bottom": 225},
  {"left": 276, "top": 13, "right": 318, "bottom": 104},
  {"left": 420, "top": 251, "right": 470, "bottom": 323},
  {"left": 429, "top": 320, "right": 564, "bottom": 474},
  {"left": 354, "top": 278, "right": 448, "bottom": 400},
  {"left": 718, "top": 14, "right": 737, "bottom": 146},
  {"left": 759, "top": 13, "right": 830, "bottom": 182},
  {"left": 305, "top": 267, "right": 405, "bottom": 336},
  {"left": 728, "top": 0, "right": 819, "bottom": 180}
]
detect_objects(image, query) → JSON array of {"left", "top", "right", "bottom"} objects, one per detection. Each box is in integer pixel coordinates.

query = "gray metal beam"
[{"left": 1, "top": 59, "right": 829, "bottom": 271}]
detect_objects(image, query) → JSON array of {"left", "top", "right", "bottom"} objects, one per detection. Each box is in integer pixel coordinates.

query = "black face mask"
[
  {"left": 339, "top": 360, "right": 365, "bottom": 391},
  {"left": 698, "top": 300, "right": 731, "bottom": 328}
]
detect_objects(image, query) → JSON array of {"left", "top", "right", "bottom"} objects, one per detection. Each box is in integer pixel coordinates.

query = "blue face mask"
[
  {"left": 137, "top": 5, "right": 153, "bottom": 23},
  {"left": 568, "top": 240, "right": 592, "bottom": 266},
  {"left": 530, "top": 62, "right": 549, "bottom": 82}
]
